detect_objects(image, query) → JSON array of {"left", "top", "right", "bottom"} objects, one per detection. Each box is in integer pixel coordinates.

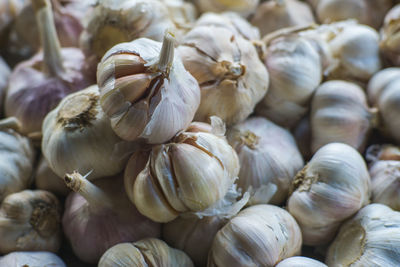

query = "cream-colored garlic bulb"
[
  {"left": 367, "top": 68, "right": 400, "bottom": 144},
  {"left": 209, "top": 204, "right": 302, "bottom": 266},
  {"left": 256, "top": 33, "right": 323, "bottom": 128},
  {"left": 99, "top": 238, "right": 194, "bottom": 267},
  {"left": 0, "top": 251, "right": 66, "bottom": 267},
  {"left": 178, "top": 25, "right": 269, "bottom": 126},
  {"left": 310, "top": 80, "right": 376, "bottom": 153},
  {"left": 327, "top": 203, "right": 400, "bottom": 266},
  {"left": 0, "top": 189, "right": 62, "bottom": 254},
  {"left": 288, "top": 143, "right": 371, "bottom": 246},
  {"left": 227, "top": 116, "right": 304, "bottom": 205},
  {"left": 195, "top": 0, "right": 259, "bottom": 17},
  {"left": 381, "top": 5, "right": 400, "bottom": 66},
  {"left": 35, "top": 156, "right": 69, "bottom": 196},
  {"left": 276, "top": 256, "right": 327, "bottom": 267},
  {"left": 97, "top": 32, "right": 200, "bottom": 144},
  {"left": 163, "top": 215, "right": 228, "bottom": 267},
  {"left": 0, "top": 118, "right": 35, "bottom": 202},
  {"left": 0, "top": 56, "right": 10, "bottom": 116},
  {"left": 315, "top": 0, "right": 392, "bottom": 29},
  {"left": 251, "top": 0, "right": 315, "bottom": 37},
  {"left": 125, "top": 119, "right": 240, "bottom": 223},
  {"left": 42, "top": 85, "right": 127, "bottom": 180}
]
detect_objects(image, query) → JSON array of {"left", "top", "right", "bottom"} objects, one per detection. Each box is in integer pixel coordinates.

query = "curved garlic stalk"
[
  {"left": 34, "top": 156, "right": 70, "bottom": 196},
  {"left": 0, "top": 251, "right": 66, "bottom": 267},
  {"left": 276, "top": 256, "right": 327, "bottom": 267},
  {"left": 0, "top": 190, "right": 62, "bottom": 254}
]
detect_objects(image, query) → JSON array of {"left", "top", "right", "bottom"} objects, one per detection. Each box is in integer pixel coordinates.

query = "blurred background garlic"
[
  {"left": 42, "top": 85, "right": 127, "bottom": 180},
  {"left": 227, "top": 116, "right": 304, "bottom": 205},
  {"left": 0, "top": 189, "right": 62, "bottom": 254},
  {"left": 310, "top": 80, "right": 376, "bottom": 153},
  {"left": 0, "top": 56, "right": 10, "bottom": 116},
  {"left": 276, "top": 256, "right": 327, "bottom": 267},
  {"left": 250, "top": 0, "right": 315, "bottom": 37},
  {"left": 194, "top": 0, "right": 259, "bottom": 17},
  {"left": 163, "top": 215, "right": 228, "bottom": 267},
  {"left": 288, "top": 143, "right": 371, "bottom": 246},
  {"left": 367, "top": 68, "right": 400, "bottom": 144},
  {"left": 381, "top": 4, "right": 400, "bottom": 66},
  {"left": 0, "top": 118, "right": 35, "bottom": 202},
  {"left": 178, "top": 25, "right": 269, "bottom": 126},
  {"left": 5, "top": 0, "right": 92, "bottom": 135},
  {"left": 97, "top": 31, "right": 200, "bottom": 144},
  {"left": 34, "top": 156, "right": 70, "bottom": 196},
  {"left": 327, "top": 203, "right": 400, "bottom": 266},
  {"left": 0, "top": 251, "right": 66, "bottom": 267},
  {"left": 209, "top": 204, "right": 302, "bottom": 266},
  {"left": 125, "top": 119, "right": 240, "bottom": 223},
  {"left": 98, "top": 238, "right": 194, "bottom": 267},
  {"left": 62, "top": 172, "right": 161, "bottom": 264}
]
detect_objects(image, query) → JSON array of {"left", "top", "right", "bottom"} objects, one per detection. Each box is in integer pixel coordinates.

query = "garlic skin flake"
[
  {"left": 0, "top": 190, "right": 62, "bottom": 254},
  {"left": 195, "top": 0, "right": 259, "bottom": 17},
  {"left": 97, "top": 32, "right": 200, "bottom": 144},
  {"left": 227, "top": 116, "right": 304, "bottom": 205},
  {"left": 288, "top": 142, "right": 371, "bottom": 246},
  {"left": 98, "top": 238, "right": 194, "bottom": 267},
  {"left": 209, "top": 204, "right": 302, "bottom": 267},
  {"left": 42, "top": 85, "right": 127, "bottom": 180},
  {"left": 381, "top": 4, "right": 400, "bottom": 66},
  {"left": 327, "top": 203, "right": 400, "bottom": 266},
  {"left": 0, "top": 251, "right": 66, "bottom": 267},
  {"left": 179, "top": 25, "right": 269, "bottom": 126},
  {"left": 276, "top": 256, "right": 327, "bottom": 267}
]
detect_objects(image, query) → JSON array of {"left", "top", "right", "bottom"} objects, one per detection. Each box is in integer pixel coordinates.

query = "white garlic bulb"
[
  {"left": 209, "top": 204, "right": 302, "bottom": 266},
  {"left": 227, "top": 116, "right": 304, "bottom": 204},
  {"left": 0, "top": 251, "right": 66, "bottom": 267},
  {"left": 34, "top": 156, "right": 70, "bottom": 196},
  {"left": 178, "top": 25, "right": 269, "bottom": 126},
  {"left": 159, "top": 0, "right": 197, "bottom": 38},
  {"left": 42, "top": 85, "right": 127, "bottom": 180},
  {"left": 381, "top": 5, "right": 400, "bottom": 66},
  {"left": 288, "top": 143, "right": 371, "bottom": 246},
  {"left": 99, "top": 238, "right": 194, "bottom": 267},
  {"left": 367, "top": 68, "right": 400, "bottom": 144},
  {"left": 327, "top": 203, "right": 400, "bottom": 266},
  {"left": 251, "top": 0, "right": 315, "bottom": 37},
  {"left": 97, "top": 31, "right": 200, "bottom": 144},
  {"left": 276, "top": 256, "right": 327, "bottom": 267},
  {"left": 195, "top": 0, "right": 259, "bottom": 17},
  {"left": 0, "top": 190, "right": 62, "bottom": 254},
  {"left": 310, "top": 80, "right": 375, "bottom": 153}
]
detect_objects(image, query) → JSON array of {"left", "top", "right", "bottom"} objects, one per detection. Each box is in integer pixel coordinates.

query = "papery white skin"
[
  {"left": 227, "top": 116, "right": 304, "bottom": 204},
  {"left": 0, "top": 251, "right": 66, "bottom": 267},
  {"left": 35, "top": 156, "right": 70, "bottom": 196},
  {"left": 208, "top": 204, "right": 302, "bottom": 267},
  {"left": 276, "top": 256, "right": 327, "bottom": 267},
  {"left": 288, "top": 143, "right": 371, "bottom": 246},
  {"left": 42, "top": 85, "right": 127, "bottom": 180},
  {"left": 196, "top": 0, "right": 259, "bottom": 17},
  {"left": 327, "top": 203, "right": 400, "bottom": 266}
]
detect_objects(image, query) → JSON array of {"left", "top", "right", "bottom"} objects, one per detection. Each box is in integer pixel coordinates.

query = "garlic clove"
[
  {"left": 0, "top": 251, "right": 66, "bottom": 267},
  {"left": 276, "top": 256, "right": 327, "bottom": 267},
  {"left": 367, "top": 67, "right": 400, "bottom": 106}
]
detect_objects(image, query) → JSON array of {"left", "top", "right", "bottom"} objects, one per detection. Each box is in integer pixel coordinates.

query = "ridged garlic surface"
[
  {"left": 227, "top": 116, "right": 304, "bottom": 204},
  {"left": 97, "top": 32, "right": 200, "bottom": 144},
  {"left": 99, "top": 238, "right": 194, "bottom": 267},
  {"left": 209, "top": 204, "right": 302, "bottom": 267},
  {"left": 0, "top": 190, "right": 62, "bottom": 254},
  {"left": 0, "top": 251, "right": 66, "bottom": 267},
  {"left": 327, "top": 203, "right": 400, "bottom": 266},
  {"left": 125, "top": 120, "right": 239, "bottom": 223},
  {"left": 195, "top": 0, "right": 259, "bottom": 17},
  {"left": 42, "top": 85, "right": 127, "bottom": 180},
  {"left": 381, "top": 5, "right": 400, "bottom": 66},
  {"left": 288, "top": 143, "right": 371, "bottom": 246},
  {"left": 310, "top": 80, "right": 375, "bottom": 153},
  {"left": 251, "top": 0, "right": 315, "bottom": 37},
  {"left": 276, "top": 256, "right": 327, "bottom": 267},
  {"left": 178, "top": 26, "right": 269, "bottom": 126}
]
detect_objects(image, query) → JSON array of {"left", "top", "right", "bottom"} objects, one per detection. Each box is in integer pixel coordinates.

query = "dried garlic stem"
[
  {"left": 31, "top": 0, "right": 65, "bottom": 77},
  {"left": 0, "top": 117, "right": 21, "bottom": 131},
  {"left": 158, "top": 31, "right": 175, "bottom": 74}
]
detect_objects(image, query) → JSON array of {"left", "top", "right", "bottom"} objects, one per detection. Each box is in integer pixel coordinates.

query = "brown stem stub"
[{"left": 64, "top": 171, "right": 83, "bottom": 192}]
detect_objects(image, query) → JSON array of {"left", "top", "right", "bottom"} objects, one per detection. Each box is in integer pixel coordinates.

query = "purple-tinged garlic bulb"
[{"left": 0, "top": 251, "right": 66, "bottom": 267}]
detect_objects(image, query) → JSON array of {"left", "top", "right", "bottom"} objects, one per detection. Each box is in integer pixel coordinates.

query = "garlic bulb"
[
  {"left": 256, "top": 33, "right": 323, "bottom": 128},
  {"left": 327, "top": 203, "right": 400, "bottom": 266},
  {"left": 0, "top": 251, "right": 66, "bottom": 267},
  {"left": 310, "top": 80, "right": 375, "bottom": 153},
  {"left": 5, "top": 0, "right": 92, "bottom": 135},
  {"left": 42, "top": 85, "right": 127, "bottom": 180},
  {"left": 195, "top": 0, "right": 259, "bottom": 17},
  {"left": 178, "top": 25, "right": 269, "bottom": 126},
  {"left": 381, "top": 5, "right": 400, "bottom": 66},
  {"left": 367, "top": 68, "right": 400, "bottom": 144},
  {"left": 288, "top": 143, "right": 371, "bottom": 246},
  {"left": 163, "top": 215, "right": 228, "bottom": 267},
  {"left": 227, "top": 116, "right": 304, "bottom": 205},
  {"left": 35, "top": 156, "right": 70, "bottom": 196},
  {"left": 0, "top": 189, "right": 62, "bottom": 254},
  {"left": 0, "top": 118, "right": 35, "bottom": 202},
  {"left": 0, "top": 56, "right": 10, "bottom": 116},
  {"left": 98, "top": 238, "right": 194, "bottom": 267},
  {"left": 251, "top": 0, "right": 315, "bottom": 37},
  {"left": 209, "top": 204, "right": 302, "bottom": 266},
  {"left": 80, "top": 0, "right": 175, "bottom": 65},
  {"left": 63, "top": 172, "right": 161, "bottom": 264},
  {"left": 159, "top": 0, "right": 197, "bottom": 38},
  {"left": 97, "top": 31, "right": 200, "bottom": 144},
  {"left": 125, "top": 119, "right": 240, "bottom": 223},
  {"left": 315, "top": 0, "right": 392, "bottom": 29},
  {"left": 276, "top": 256, "right": 327, "bottom": 267}
]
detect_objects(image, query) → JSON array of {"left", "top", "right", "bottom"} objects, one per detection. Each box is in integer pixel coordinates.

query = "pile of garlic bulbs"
[{"left": 2, "top": 0, "right": 400, "bottom": 266}]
